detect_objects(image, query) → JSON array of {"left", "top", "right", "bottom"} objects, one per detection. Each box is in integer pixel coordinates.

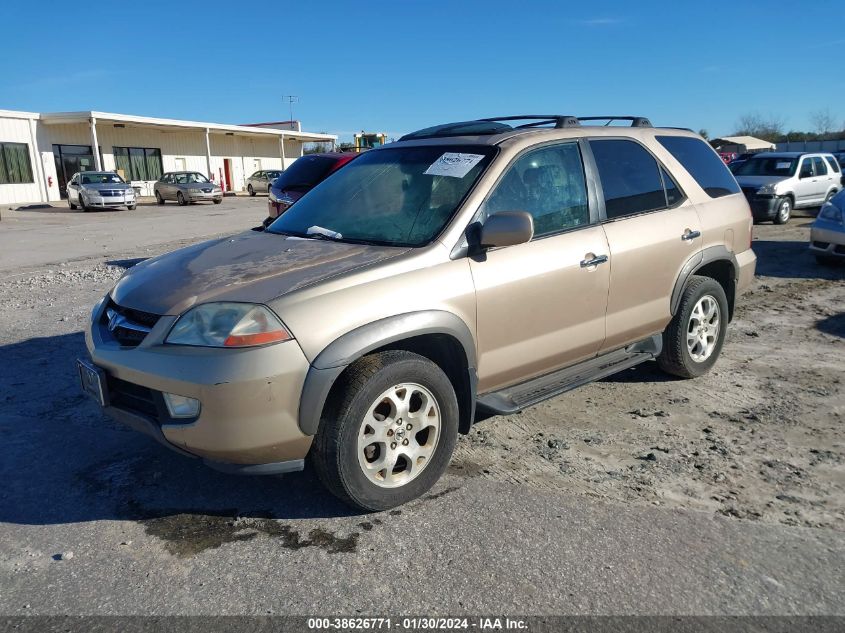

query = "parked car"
[
  {"left": 265, "top": 153, "right": 357, "bottom": 226},
  {"left": 67, "top": 171, "right": 136, "bottom": 211},
  {"left": 810, "top": 189, "right": 845, "bottom": 264},
  {"left": 727, "top": 160, "right": 746, "bottom": 174},
  {"left": 155, "top": 172, "right": 223, "bottom": 205},
  {"left": 834, "top": 152, "right": 845, "bottom": 170},
  {"left": 246, "top": 170, "right": 283, "bottom": 196},
  {"left": 79, "top": 115, "right": 756, "bottom": 510},
  {"left": 733, "top": 152, "right": 841, "bottom": 223}
]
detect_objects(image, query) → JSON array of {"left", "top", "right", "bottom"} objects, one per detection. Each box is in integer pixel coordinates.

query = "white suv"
[{"left": 734, "top": 152, "right": 841, "bottom": 223}]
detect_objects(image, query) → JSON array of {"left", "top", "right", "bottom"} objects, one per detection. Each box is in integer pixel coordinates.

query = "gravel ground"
[{"left": 0, "top": 201, "right": 842, "bottom": 615}]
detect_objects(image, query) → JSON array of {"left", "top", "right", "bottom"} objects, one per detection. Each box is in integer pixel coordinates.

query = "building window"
[
  {"left": 113, "top": 146, "right": 163, "bottom": 181},
  {"left": 0, "top": 142, "right": 34, "bottom": 185}
]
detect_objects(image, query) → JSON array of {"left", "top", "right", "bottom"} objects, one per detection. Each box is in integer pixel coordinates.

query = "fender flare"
[
  {"left": 670, "top": 245, "right": 738, "bottom": 316},
  {"left": 298, "top": 310, "right": 477, "bottom": 436}
]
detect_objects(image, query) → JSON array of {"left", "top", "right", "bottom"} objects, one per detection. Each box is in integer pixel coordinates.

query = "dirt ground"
[{"left": 1, "top": 206, "right": 843, "bottom": 533}]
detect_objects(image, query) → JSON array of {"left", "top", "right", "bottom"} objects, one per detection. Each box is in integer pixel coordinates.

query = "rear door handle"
[
  {"left": 681, "top": 229, "right": 701, "bottom": 241},
  {"left": 580, "top": 254, "right": 608, "bottom": 268}
]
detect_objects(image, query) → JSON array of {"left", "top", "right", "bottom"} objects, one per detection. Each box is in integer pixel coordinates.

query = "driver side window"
[
  {"left": 481, "top": 143, "right": 589, "bottom": 238},
  {"left": 799, "top": 159, "right": 814, "bottom": 178}
]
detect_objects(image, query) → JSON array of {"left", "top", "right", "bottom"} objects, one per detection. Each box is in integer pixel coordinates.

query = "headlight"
[
  {"left": 83, "top": 188, "right": 99, "bottom": 197},
  {"left": 818, "top": 201, "right": 844, "bottom": 224},
  {"left": 757, "top": 183, "right": 779, "bottom": 195},
  {"left": 165, "top": 302, "right": 292, "bottom": 348}
]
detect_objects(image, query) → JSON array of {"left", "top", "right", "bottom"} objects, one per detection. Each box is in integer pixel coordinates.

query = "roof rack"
[
  {"left": 479, "top": 115, "right": 581, "bottom": 129},
  {"left": 578, "top": 116, "right": 652, "bottom": 128}
]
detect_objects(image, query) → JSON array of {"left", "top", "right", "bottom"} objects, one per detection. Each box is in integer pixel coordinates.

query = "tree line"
[{"left": 708, "top": 109, "right": 844, "bottom": 143}]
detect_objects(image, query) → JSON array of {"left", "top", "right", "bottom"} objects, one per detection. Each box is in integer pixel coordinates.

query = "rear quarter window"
[
  {"left": 656, "top": 136, "right": 741, "bottom": 198},
  {"left": 825, "top": 156, "right": 840, "bottom": 173}
]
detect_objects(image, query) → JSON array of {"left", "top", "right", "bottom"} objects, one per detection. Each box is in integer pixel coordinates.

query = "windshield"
[
  {"left": 267, "top": 145, "right": 495, "bottom": 247},
  {"left": 175, "top": 172, "right": 209, "bottom": 184},
  {"left": 266, "top": 170, "right": 282, "bottom": 179},
  {"left": 735, "top": 157, "right": 797, "bottom": 177},
  {"left": 82, "top": 172, "right": 125, "bottom": 184}
]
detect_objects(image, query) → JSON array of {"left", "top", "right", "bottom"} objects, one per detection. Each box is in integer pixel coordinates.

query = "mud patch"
[{"left": 137, "top": 510, "right": 360, "bottom": 557}]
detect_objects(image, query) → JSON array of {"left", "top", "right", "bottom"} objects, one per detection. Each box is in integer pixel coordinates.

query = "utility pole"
[{"left": 282, "top": 95, "right": 299, "bottom": 124}]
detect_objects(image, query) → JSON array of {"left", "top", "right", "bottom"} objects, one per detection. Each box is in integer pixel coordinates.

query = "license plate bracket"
[{"left": 77, "top": 358, "right": 109, "bottom": 407}]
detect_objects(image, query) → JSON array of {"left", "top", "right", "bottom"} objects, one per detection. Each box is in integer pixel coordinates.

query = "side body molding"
[
  {"left": 298, "top": 310, "right": 477, "bottom": 436},
  {"left": 670, "top": 245, "right": 738, "bottom": 316}
]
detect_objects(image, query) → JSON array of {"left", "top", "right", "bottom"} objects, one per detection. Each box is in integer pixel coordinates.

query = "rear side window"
[
  {"left": 813, "top": 157, "right": 828, "bottom": 176},
  {"left": 825, "top": 156, "right": 841, "bottom": 173},
  {"left": 589, "top": 139, "right": 672, "bottom": 219},
  {"left": 655, "top": 135, "right": 741, "bottom": 198}
]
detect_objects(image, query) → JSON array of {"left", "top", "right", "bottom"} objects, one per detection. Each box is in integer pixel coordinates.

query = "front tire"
[
  {"left": 68, "top": 197, "right": 77, "bottom": 210},
  {"left": 155, "top": 191, "right": 165, "bottom": 205},
  {"left": 79, "top": 194, "right": 88, "bottom": 212},
  {"left": 311, "top": 350, "right": 459, "bottom": 511},
  {"left": 658, "top": 275, "right": 729, "bottom": 379},
  {"left": 213, "top": 198, "right": 222, "bottom": 204},
  {"left": 774, "top": 196, "right": 791, "bottom": 224},
  {"left": 248, "top": 184, "right": 255, "bottom": 196},
  {"left": 127, "top": 204, "right": 136, "bottom": 210},
  {"left": 177, "top": 191, "right": 187, "bottom": 206}
]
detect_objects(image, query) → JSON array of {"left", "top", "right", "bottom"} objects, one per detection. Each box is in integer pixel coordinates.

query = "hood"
[
  {"left": 110, "top": 230, "right": 409, "bottom": 315},
  {"left": 734, "top": 175, "right": 790, "bottom": 188}
]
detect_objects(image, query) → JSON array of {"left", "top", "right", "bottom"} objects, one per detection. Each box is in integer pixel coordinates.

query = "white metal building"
[{"left": 0, "top": 109, "right": 336, "bottom": 205}]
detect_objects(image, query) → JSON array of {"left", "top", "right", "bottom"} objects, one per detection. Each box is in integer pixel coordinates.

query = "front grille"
[
  {"left": 101, "top": 299, "right": 161, "bottom": 348},
  {"left": 99, "top": 190, "right": 123, "bottom": 197},
  {"left": 741, "top": 187, "right": 757, "bottom": 198},
  {"left": 108, "top": 376, "right": 159, "bottom": 419},
  {"left": 835, "top": 245, "right": 845, "bottom": 254},
  {"left": 201, "top": 187, "right": 213, "bottom": 193},
  {"left": 813, "top": 241, "right": 830, "bottom": 249}
]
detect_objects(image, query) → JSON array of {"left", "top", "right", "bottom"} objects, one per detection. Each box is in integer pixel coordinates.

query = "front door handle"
[
  {"left": 580, "top": 254, "right": 608, "bottom": 268},
  {"left": 681, "top": 229, "right": 701, "bottom": 241}
]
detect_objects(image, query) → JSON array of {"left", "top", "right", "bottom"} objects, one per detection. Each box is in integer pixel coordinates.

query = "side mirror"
[{"left": 480, "top": 211, "right": 534, "bottom": 249}]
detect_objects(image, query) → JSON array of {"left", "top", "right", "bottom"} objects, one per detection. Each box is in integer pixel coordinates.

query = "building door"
[
  {"left": 53, "top": 144, "right": 96, "bottom": 198},
  {"left": 223, "top": 158, "right": 233, "bottom": 192}
]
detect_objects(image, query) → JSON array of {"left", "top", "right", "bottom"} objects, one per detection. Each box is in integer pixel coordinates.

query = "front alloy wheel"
[
  {"left": 357, "top": 383, "right": 441, "bottom": 488},
  {"left": 312, "top": 350, "right": 458, "bottom": 511},
  {"left": 775, "top": 197, "right": 791, "bottom": 224}
]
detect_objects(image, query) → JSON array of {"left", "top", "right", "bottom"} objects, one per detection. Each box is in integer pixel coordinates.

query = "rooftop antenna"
[{"left": 282, "top": 95, "right": 299, "bottom": 123}]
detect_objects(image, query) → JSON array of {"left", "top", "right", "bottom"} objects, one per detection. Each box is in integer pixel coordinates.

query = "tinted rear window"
[
  {"left": 825, "top": 156, "right": 840, "bottom": 173},
  {"left": 272, "top": 156, "right": 338, "bottom": 191},
  {"left": 589, "top": 139, "right": 669, "bottom": 218},
  {"left": 656, "top": 136, "right": 740, "bottom": 198}
]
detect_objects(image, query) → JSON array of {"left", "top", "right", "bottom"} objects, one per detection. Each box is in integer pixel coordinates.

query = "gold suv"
[{"left": 79, "top": 115, "right": 756, "bottom": 510}]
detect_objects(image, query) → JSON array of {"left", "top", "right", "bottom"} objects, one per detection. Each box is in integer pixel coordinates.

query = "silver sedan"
[
  {"left": 246, "top": 170, "right": 283, "bottom": 196},
  {"left": 155, "top": 172, "right": 223, "bottom": 205},
  {"left": 66, "top": 171, "right": 136, "bottom": 211}
]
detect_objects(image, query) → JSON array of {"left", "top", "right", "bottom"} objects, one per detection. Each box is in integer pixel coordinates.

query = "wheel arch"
[
  {"left": 671, "top": 246, "right": 738, "bottom": 321},
  {"left": 298, "top": 311, "right": 478, "bottom": 437}
]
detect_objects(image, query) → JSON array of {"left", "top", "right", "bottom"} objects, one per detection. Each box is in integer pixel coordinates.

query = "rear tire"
[
  {"left": 658, "top": 275, "right": 729, "bottom": 379},
  {"left": 155, "top": 191, "right": 165, "bottom": 205},
  {"left": 177, "top": 192, "right": 187, "bottom": 206},
  {"left": 774, "top": 196, "right": 791, "bottom": 224},
  {"left": 248, "top": 184, "right": 255, "bottom": 196},
  {"left": 311, "top": 350, "right": 459, "bottom": 512}
]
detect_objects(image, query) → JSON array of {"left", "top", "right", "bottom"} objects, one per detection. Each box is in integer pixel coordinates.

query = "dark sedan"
[{"left": 264, "top": 152, "right": 358, "bottom": 226}]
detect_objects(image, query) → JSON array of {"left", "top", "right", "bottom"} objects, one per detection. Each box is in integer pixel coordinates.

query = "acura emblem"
[{"left": 107, "top": 309, "right": 126, "bottom": 332}]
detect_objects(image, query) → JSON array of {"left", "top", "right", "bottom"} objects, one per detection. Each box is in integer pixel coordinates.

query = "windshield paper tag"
[
  {"left": 424, "top": 153, "right": 485, "bottom": 178},
  {"left": 776, "top": 161, "right": 792, "bottom": 170}
]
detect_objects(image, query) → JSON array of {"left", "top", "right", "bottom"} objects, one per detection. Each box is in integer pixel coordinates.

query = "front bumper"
[
  {"left": 85, "top": 195, "right": 135, "bottom": 208},
  {"left": 810, "top": 222, "right": 845, "bottom": 258},
  {"left": 743, "top": 193, "right": 780, "bottom": 220},
  {"left": 186, "top": 191, "right": 223, "bottom": 202},
  {"left": 84, "top": 297, "right": 313, "bottom": 469}
]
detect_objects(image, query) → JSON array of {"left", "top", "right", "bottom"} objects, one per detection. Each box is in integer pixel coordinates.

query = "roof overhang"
[{"left": 38, "top": 111, "right": 336, "bottom": 142}]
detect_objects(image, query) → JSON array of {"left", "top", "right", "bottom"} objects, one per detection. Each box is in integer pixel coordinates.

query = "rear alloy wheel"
[
  {"left": 155, "top": 191, "right": 165, "bottom": 205},
  {"left": 248, "top": 184, "right": 255, "bottom": 196},
  {"left": 658, "top": 275, "right": 728, "bottom": 378},
  {"left": 775, "top": 197, "right": 791, "bottom": 224},
  {"left": 311, "top": 350, "right": 458, "bottom": 511},
  {"left": 177, "top": 191, "right": 187, "bottom": 206}
]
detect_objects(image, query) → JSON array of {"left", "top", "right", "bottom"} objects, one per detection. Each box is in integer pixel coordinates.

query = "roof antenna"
[{"left": 282, "top": 95, "right": 299, "bottom": 123}]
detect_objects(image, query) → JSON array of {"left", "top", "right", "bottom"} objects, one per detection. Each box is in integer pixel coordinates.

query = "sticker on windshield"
[
  {"left": 424, "top": 153, "right": 485, "bottom": 178},
  {"left": 776, "top": 161, "right": 792, "bottom": 170}
]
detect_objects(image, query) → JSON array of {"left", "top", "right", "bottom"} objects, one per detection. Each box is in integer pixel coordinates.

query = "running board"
[{"left": 476, "top": 334, "right": 661, "bottom": 416}]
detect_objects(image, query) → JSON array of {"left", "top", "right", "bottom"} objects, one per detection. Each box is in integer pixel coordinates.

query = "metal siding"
[{"left": 0, "top": 115, "right": 42, "bottom": 204}]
